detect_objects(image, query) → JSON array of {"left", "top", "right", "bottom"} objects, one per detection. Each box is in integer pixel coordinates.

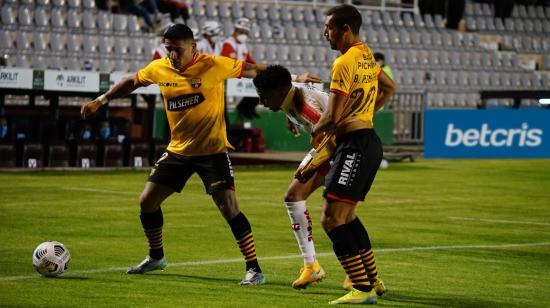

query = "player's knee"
[
  {"left": 321, "top": 212, "right": 346, "bottom": 232},
  {"left": 218, "top": 202, "right": 239, "bottom": 221},
  {"left": 284, "top": 190, "right": 303, "bottom": 202},
  {"left": 212, "top": 190, "right": 239, "bottom": 220},
  {"left": 139, "top": 192, "right": 157, "bottom": 213}
]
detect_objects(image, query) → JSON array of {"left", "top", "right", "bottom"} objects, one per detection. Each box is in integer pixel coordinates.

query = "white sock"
[{"left": 285, "top": 201, "right": 316, "bottom": 264}]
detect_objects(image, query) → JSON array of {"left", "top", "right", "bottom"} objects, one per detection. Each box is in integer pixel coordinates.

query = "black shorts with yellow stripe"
[
  {"left": 324, "top": 129, "right": 382, "bottom": 205},
  {"left": 148, "top": 151, "right": 235, "bottom": 194}
]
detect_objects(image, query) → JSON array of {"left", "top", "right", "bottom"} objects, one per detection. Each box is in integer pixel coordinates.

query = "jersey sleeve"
[
  {"left": 213, "top": 56, "right": 246, "bottom": 80},
  {"left": 329, "top": 58, "right": 353, "bottom": 97},
  {"left": 136, "top": 60, "right": 157, "bottom": 87},
  {"left": 220, "top": 42, "right": 237, "bottom": 59}
]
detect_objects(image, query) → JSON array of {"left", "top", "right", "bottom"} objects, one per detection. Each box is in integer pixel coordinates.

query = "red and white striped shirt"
[{"left": 281, "top": 83, "right": 328, "bottom": 134}]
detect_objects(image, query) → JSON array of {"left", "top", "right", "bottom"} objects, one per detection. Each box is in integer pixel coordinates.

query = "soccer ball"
[
  {"left": 32, "top": 241, "right": 71, "bottom": 277},
  {"left": 379, "top": 159, "right": 389, "bottom": 170}
]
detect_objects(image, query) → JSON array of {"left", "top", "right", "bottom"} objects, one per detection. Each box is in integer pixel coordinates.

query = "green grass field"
[{"left": 1, "top": 159, "right": 549, "bottom": 307}]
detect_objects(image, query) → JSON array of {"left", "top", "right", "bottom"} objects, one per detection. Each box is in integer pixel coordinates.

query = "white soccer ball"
[
  {"left": 379, "top": 159, "right": 389, "bottom": 170},
  {"left": 32, "top": 241, "right": 71, "bottom": 277}
]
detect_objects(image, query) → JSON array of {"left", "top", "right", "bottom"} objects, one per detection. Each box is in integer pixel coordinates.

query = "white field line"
[
  {"left": 62, "top": 187, "right": 140, "bottom": 196},
  {"left": 1, "top": 241, "right": 548, "bottom": 282},
  {"left": 449, "top": 216, "right": 550, "bottom": 227}
]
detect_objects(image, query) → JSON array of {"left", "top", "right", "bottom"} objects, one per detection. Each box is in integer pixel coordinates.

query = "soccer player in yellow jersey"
[
  {"left": 313, "top": 5, "right": 396, "bottom": 304},
  {"left": 81, "top": 24, "right": 320, "bottom": 285}
]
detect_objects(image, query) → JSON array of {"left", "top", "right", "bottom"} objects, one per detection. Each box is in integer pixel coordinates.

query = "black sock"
[
  {"left": 229, "top": 212, "right": 261, "bottom": 272},
  {"left": 140, "top": 208, "right": 164, "bottom": 260}
]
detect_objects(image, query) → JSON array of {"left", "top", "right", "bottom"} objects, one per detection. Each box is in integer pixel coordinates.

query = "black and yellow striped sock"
[
  {"left": 339, "top": 254, "right": 371, "bottom": 290},
  {"left": 360, "top": 248, "right": 379, "bottom": 282},
  {"left": 229, "top": 212, "right": 261, "bottom": 272},
  {"left": 349, "top": 217, "right": 379, "bottom": 283},
  {"left": 328, "top": 224, "right": 372, "bottom": 292},
  {"left": 140, "top": 208, "right": 164, "bottom": 260}
]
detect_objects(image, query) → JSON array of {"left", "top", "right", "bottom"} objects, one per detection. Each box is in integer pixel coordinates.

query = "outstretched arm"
[
  {"left": 374, "top": 71, "right": 397, "bottom": 112},
  {"left": 241, "top": 63, "right": 322, "bottom": 83},
  {"left": 80, "top": 76, "right": 141, "bottom": 120}
]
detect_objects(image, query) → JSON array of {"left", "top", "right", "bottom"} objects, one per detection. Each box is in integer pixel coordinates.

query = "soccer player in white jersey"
[{"left": 253, "top": 65, "right": 330, "bottom": 289}]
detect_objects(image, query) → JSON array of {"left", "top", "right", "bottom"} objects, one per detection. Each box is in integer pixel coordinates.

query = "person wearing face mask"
[
  {"left": 373, "top": 52, "right": 394, "bottom": 81},
  {"left": 196, "top": 21, "right": 223, "bottom": 56},
  {"left": 80, "top": 23, "right": 322, "bottom": 286},
  {"left": 221, "top": 18, "right": 260, "bottom": 119},
  {"left": 221, "top": 18, "right": 254, "bottom": 63}
]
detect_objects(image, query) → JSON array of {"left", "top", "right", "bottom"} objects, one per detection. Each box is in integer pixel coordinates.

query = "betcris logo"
[
  {"left": 425, "top": 109, "right": 549, "bottom": 158},
  {"left": 445, "top": 123, "right": 543, "bottom": 147}
]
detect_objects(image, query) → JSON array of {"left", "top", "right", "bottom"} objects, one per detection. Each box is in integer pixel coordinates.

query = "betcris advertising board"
[{"left": 424, "top": 109, "right": 549, "bottom": 158}]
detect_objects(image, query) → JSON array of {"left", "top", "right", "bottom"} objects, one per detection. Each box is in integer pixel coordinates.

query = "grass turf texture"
[{"left": 0, "top": 159, "right": 549, "bottom": 307}]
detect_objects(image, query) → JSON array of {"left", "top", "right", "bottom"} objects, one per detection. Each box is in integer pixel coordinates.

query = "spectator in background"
[
  {"left": 119, "top": 0, "right": 159, "bottom": 32},
  {"left": 221, "top": 18, "right": 255, "bottom": 64},
  {"left": 221, "top": 18, "right": 259, "bottom": 118},
  {"left": 446, "top": 0, "right": 465, "bottom": 29},
  {"left": 95, "top": 0, "right": 110, "bottom": 10},
  {"left": 0, "top": 117, "right": 9, "bottom": 141},
  {"left": 197, "top": 21, "right": 223, "bottom": 56},
  {"left": 495, "top": 0, "right": 515, "bottom": 19},
  {"left": 98, "top": 121, "right": 111, "bottom": 140},
  {"left": 418, "top": 0, "right": 465, "bottom": 30},
  {"left": 80, "top": 123, "right": 93, "bottom": 141},
  {"left": 374, "top": 52, "right": 394, "bottom": 80},
  {"left": 373, "top": 52, "right": 392, "bottom": 168},
  {"left": 157, "top": 0, "right": 189, "bottom": 24}
]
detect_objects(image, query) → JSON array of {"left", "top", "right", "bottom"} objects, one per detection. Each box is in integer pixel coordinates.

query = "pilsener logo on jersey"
[{"left": 167, "top": 94, "right": 205, "bottom": 111}]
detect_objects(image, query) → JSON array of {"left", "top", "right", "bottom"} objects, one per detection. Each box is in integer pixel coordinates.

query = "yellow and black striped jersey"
[
  {"left": 137, "top": 53, "right": 245, "bottom": 156},
  {"left": 329, "top": 43, "right": 382, "bottom": 128}
]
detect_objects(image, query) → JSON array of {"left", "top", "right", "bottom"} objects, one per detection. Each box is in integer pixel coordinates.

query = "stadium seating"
[
  {"left": 0, "top": 143, "right": 17, "bottom": 167},
  {"left": 22, "top": 143, "right": 45, "bottom": 168},
  {"left": 102, "top": 142, "right": 124, "bottom": 167},
  {"left": 128, "top": 142, "right": 150, "bottom": 167},
  {"left": 48, "top": 143, "right": 71, "bottom": 167},
  {"left": 75, "top": 142, "right": 97, "bottom": 168},
  {"left": 0, "top": 0, "right": 549, "bottom": 168}
]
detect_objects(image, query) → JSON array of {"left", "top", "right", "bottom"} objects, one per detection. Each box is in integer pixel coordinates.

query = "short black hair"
[
  {"left": 325, "top": 4, "right": 362, "bottom": 34},
  {"left": 163, "top": 23, "right": 194, "bottom": 41},
  {"left": 373, "top": 52, "right": 385, "bottom": 61},
  {"left": 253, "top": 65, "right": 292, "bottom": 93}
]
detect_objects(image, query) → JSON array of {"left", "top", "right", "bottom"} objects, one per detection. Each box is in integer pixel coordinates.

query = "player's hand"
[
  {"left": 296, "top": 72, "right": 322, "bottom": 84},
  {"left": 80, "top": 99, "right": 102, "bottom": 120},
  {"left": 310, "top": 131, "right": 326, "bottom": 148},
  {"left": 287, "top": 119, "right": 300, "bottom": 137}
]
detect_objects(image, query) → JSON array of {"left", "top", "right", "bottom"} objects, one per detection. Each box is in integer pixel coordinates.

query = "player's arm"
[
  {"left": 80, "top": 76, "right": 141, "bottom": 120},
  {"left": 241, "top": 63, "right": 322, "bottom": 83},
  {"left": 311, "top": 92, "right": 346, "bottom": 146},
  {"left": 374, "top": 70, "right": 397, "bottom": 112}
]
